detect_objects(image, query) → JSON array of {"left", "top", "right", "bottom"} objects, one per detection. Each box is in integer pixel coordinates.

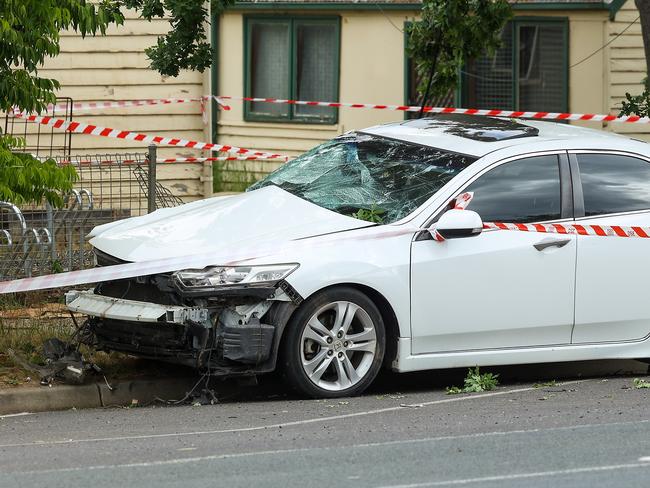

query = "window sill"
[{"left": 244, "top": 115, "right": 339, "bottom": 126}]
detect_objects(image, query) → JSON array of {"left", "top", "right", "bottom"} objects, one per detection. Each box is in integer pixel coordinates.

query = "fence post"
[{"left": 147, "top": 144, "right": 157, "bottom": 213}]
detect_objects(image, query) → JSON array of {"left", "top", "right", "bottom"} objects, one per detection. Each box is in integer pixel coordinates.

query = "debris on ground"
[{"left": 8, "top": 337, "right": 99, "bottom": 385}]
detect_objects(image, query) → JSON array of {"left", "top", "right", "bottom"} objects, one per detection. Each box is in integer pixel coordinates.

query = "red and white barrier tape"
[
  {"left": 16, "top": 94, "right": 648, "bottom": 125},
  {"left": 156, "top": 155, "right": 273, "bottom": 163},
  {"left": 52, "top": 155, "right": 272, "bottom": 166},
  {"left": 484, "top": 222, "right": 650, "bottom": 238},
  {"left": 14, "top": 112, "right": 289, "bottom": 160},
  {"left": 43, "top": 97, "right": 231, "bottom": 114},
  {"left": 2, "top": 217, "right": 648, "bottom": 295},
  {"left": 432, "top": 192, "right": 474, "bottom": 241},
  {"left": 215, "top": 95, "right": 649, "bottom": 124},
  {"left": 3, "top": 194, "right": 647, "bottom": 295}
]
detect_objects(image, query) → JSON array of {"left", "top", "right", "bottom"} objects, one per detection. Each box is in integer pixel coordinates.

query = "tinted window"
[
  {"left": 464, "top": 155, "right": 561, "bottom": 223},
  {"left": 578, "top": 154, "right": 650, "bottom": 216}
]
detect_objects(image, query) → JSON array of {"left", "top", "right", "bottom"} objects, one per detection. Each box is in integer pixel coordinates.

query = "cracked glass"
[{"left": 249, "top": 132, "right": 476, "bottom": 223}]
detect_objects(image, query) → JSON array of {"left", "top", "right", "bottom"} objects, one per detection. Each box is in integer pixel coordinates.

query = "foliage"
[
  {"left": 406, "top": 0, "right": 511, "bottom": 106},
  {"left": 122, "top": 0, "right": 235, "bottom": 77},
  {"left": 213, "top": 162, "right": 258, "bottom": 193},
  {"left": 446, "top": 366, "right": 499, "bottom": 394},
  {"left": 0, "top": 135, "right": 77, "bottom": 206},
  {"left": 633, "top": 378, "right": 650, "bottom": 389},
  {"left": 351, "top": 205, "right": 385, "bottom": 224},
  {"left": 0, "top": 0, "right": 125, "bottom": 114},
  {"left": 533, "top": 380, "right": 557, "bottom": 389},
  {"left": 0, "top": 1, "right": 236, "bottom": 112},
  {"left": 619, "top": 79, "right": 650, "bottom": 118}
]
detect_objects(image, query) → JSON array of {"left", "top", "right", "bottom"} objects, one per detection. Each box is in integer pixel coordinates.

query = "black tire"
[{"left": 281, "top": 286, "right": 386, "bottom": 398}]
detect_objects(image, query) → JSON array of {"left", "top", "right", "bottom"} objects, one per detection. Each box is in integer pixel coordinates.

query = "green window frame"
[
  {"left": 244, "top": 16, "right": 341, "bottom": 124},
  {"left": 460, "top": 17, "right": 569, "bottom": 113}
]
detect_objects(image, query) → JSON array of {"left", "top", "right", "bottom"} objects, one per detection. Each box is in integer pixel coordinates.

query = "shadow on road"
[{"left": 225, "top": 358, "right": 650, "bottom": 403}]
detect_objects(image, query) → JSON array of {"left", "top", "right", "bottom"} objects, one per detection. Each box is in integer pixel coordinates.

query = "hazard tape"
[
  {"left": 52, "top": 155, "right": 274, "bottom": 166},
  {"left": 432, "top": 192, "right": 474, "bottom": 242},
  {"left": 2, "top": 216, "right": 648, "bottom": 295},
  {"left": 3, "top": 199, "right": 647, "bottom": 295},
  {"left": 15, "top": 94, "right": 648, "bottom": 125},
  {"left": 14, "top": 112, "right": 289, "bottom": 160},
  {"left": 214, "top": 95, "right": 650, "bottom": 124},
  {"left": 156, "top": 155, "right": 275, "bottom": 163},
  {"left": 42, "top": 97, "right": 231, "bottom": 114},
  {"left": 483, "top": 222, "right": 650, "bottom": 238}
]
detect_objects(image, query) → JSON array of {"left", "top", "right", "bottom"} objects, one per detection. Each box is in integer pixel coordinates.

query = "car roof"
[{"left": 361, "top": 114, "right": 632, "bottom": 157}]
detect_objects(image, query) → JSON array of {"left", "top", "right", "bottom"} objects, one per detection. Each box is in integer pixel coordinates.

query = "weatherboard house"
[{"left": 30, "top": 0, "right": 648, "bottom": 200}]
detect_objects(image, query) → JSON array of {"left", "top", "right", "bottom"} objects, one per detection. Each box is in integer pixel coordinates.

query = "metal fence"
[
  {"left": 4, "top": 97, "right": 73, "bottom": 160},
  {"left": 0, "top": 149, "right": 183, "bottom": 281}
]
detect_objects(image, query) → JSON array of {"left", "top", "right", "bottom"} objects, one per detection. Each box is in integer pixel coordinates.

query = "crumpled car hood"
[{"left": 88, "top": 186, "right": 370, "bottom": 262}]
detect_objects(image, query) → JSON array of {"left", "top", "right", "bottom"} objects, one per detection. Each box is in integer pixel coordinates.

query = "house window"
[
  {"left": 462, "top": 19, "right": 568, "bottom": 113},
  {"left": 245, "top": 17, "right": 340, "bottom": 124}
]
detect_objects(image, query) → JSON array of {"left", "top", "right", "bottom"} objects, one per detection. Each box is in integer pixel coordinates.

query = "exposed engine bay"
[{"left": 65, "top": 249, "right": 303, "bottom": 376}]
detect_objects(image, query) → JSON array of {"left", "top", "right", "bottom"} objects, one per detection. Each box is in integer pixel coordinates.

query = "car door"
[
  {"left": 571, "top": 151, "right": 650, "bottom": 343},
  {"left": 410, "top": 153, "right": 576, "bottom": 354}
]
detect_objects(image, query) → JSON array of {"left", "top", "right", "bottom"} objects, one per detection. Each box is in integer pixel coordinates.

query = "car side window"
[
  {"left": 463, "top": 155, "right": 561, "bottom": 224},
  {"left": 577, "top": 153, "right": 650, "bottom": 217}
]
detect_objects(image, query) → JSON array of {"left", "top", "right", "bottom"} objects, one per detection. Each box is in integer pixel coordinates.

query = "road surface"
[{"left": 1, "top": 360, "right": 650, "bottom": 488}]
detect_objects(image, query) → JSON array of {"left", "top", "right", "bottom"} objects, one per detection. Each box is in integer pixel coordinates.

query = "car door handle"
[{"left": 533, "top": 238, "right": 571, "bottom": 252}]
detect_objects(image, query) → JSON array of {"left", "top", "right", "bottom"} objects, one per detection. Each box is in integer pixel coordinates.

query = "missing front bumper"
[{"left": 65, "top": 290, "right": 210, "bottom": 327}]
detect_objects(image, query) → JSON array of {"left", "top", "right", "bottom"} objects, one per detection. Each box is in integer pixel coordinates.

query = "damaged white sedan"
[{"left": 67, "top": 115, "right": 650, "bottom": 398}]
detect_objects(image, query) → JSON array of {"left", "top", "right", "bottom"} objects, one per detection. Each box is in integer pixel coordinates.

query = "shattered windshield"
[{"left": 248, "top": 132, "right": 477, "bottom": 223}]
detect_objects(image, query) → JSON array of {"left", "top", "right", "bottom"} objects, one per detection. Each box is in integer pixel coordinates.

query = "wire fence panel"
[
  {"left": 4, "top": 97, "right": 73, "bottom": 160},
  {"left": 0, "top": 153, "right": 183, "bottom": 281}
]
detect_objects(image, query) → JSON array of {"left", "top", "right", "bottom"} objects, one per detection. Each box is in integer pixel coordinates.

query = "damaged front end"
[{"left": 65, "top": 250, "right": 302, "bottom": 376}]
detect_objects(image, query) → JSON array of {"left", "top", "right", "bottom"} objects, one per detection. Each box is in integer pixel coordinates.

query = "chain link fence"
[{"left": 0, "top": 149, "right": 183, "bottom": 281}]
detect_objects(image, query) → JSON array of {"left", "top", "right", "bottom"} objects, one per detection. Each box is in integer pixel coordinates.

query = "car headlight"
[{"left": 172, "top": 264, "right": 299, "bottom": 291}]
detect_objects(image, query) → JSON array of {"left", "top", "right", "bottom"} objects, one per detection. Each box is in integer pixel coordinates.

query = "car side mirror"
[{"left": 433, "top": 209, "right": 483, "bottom": 240}]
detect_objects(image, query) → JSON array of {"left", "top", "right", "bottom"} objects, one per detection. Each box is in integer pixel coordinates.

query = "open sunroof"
[{"left": 404, "top": 114, "right": 539, "bottom": 142}]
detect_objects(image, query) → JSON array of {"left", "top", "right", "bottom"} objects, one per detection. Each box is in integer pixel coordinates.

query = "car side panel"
[{"left": 573, "top": 211, "right": 650, "bottom": 343}]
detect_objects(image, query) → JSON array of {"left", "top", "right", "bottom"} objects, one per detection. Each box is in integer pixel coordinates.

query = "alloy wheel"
[{"left": 299, "top": 300, "right": 378, "bottom": 392}]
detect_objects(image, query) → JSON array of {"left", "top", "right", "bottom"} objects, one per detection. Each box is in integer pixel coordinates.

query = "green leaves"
[
  {"left": 619, "top": 81, "right": 650, "bottom": 118},
  {"left": 130, "top": 0, "right": 235, "bottom": 77},
  {"left": 406, "top": 0, "right": 512, "bottom": 105},
  {"left": 351, "top": 205, "right": 386, "bottom": 224},
  {"left": 0, "top": 135, "right": 77, "bottom": 207},
  {"left": 0, "top": 0, "right": 125, "bottom": 114},
  {"left": 0, "top": 1, "right": 234, "bottom": 112},
  {"left": 445, "top": 366, "right": 499, "bottom": 394}
]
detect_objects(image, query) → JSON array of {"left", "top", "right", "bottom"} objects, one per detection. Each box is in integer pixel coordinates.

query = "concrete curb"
[{"left": 0, "top": 377, "right": 198, "bottom": 415}]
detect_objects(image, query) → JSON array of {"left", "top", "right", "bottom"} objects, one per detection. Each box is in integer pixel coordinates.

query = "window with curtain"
[
  {"left": 462, "top": 19, "right": 568, "bottom": 113},
  {"left": 245, "top": 17, "right": 339, "bottom": 123}
]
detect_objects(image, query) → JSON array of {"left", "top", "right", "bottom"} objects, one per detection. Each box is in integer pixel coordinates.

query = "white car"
[{"left": 67, "top": 114, "right": 650, "bottom": 398}]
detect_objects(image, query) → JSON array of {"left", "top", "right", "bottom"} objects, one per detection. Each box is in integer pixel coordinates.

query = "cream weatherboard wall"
[
  {"left": 17, "top": 8, "right": 212, "bottom": 201},
  {"left": 11, "top": 1, "right": 650, "bottom": 197},
  {"left": 215, "top": 9, "right": 418, "bottom": 183},
  {"left": 607, "top": 0, "right": 650, "bottom": 140},
  {"left": 214, "top": 4, "right": 647, "bottom": 188}
]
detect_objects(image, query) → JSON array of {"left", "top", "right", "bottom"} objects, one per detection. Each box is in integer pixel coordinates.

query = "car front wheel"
[{"left": 281, "top": 287, "right": 386, "bottom": 398}]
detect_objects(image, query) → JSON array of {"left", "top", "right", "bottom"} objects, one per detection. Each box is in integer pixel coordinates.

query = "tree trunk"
[
  {"left": 636, "top": 0, "right": 650, "bottom": 86},
  {"left": 418, "top": 30, "right": 442, "bottom": 118}
]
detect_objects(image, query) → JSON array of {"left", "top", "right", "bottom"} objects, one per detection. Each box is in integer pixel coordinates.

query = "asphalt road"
[{"left": 2, "top": 360, "right": 650, "bottom": 488}]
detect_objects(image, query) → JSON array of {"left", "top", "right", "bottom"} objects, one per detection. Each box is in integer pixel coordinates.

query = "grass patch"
[
  {"left": 213, "top": 162, "right": 260, "bottom": 193},
  {"left": 446, "top": 366, "right": 499, "bottom": 395},
  {"left": 633, "top": 378, "right": 650, "bottom": 389},
  {"left": 0, "top": 302, "right": 188, "bottom": 389},
  {"left": 0, "top": 318, "right": 71, "bottom": 387},
  {"left": 533, "top": 380, "right": 557, "bottom": 389}
]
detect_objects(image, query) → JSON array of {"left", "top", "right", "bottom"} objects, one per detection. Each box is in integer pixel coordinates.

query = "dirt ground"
[{"left": 0, "top": 295, "right": 194, "bottom": 390}]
